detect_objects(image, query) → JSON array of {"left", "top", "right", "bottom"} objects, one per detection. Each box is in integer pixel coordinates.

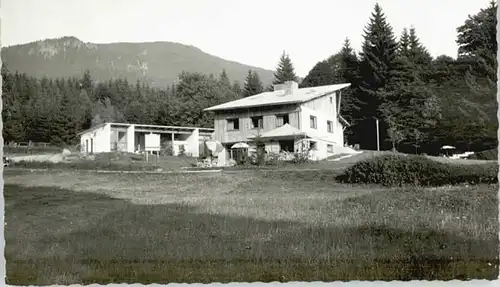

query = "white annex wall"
[
  {"left": 185, "top": 128, "right": 200, "bottom": 157},
  {"left": 80, "top": 123, "right": 111, "bottom": 153},
  {"left": 126, "top": 125, "right": 135, "bottom": 153}
]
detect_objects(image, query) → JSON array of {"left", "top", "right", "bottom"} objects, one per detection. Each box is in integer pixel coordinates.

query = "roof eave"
[
  {"left": 338, "top": 115, "right": 351, "bottom": 127},
  {"left": 205, "top": 100, "right": 303, "bottom": 112},
  {"left": 204, "top": 83, "right": 351, "bottom": 112},
  {"left": 76, "top": 122, "right": 108, "bottom": 136}
]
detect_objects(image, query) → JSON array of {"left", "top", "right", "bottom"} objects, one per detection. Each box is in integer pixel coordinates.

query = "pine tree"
[
  {"left": 272, "top": 51, "right": 298, "bottom": 84},
  {"left": 91, "top": 98, "right": 125, "bottom": 126},
  {"left": 399, "top": 28, "right": 411, "bottom": 58},
  {"left": 300, "top": 61, "right": 334, "bottom": 87},
  {"left": 456, "top": 0, "right": 497, "bottom": 146},
  {"left": 355, "top": 3, "right": 399, "bottom": 150},
  {"left": 50, "top": 93, "right": 78, "bottom": 145},
  {"left": 456, "top": 0, "right": 496, "bottom": 100},
  {"left": 219, "top": 69, "right": 231, "bottom": 87},
  {"left": 232, "top": 81, "right": 242, "bottom": 97},
  {"left": 408, "top": 27, "right": 433, "bottom": 67},
  {"left": 380, "top": 36, "right": 440, "bottom": 152},
  {"left": 243, "top": 70, "right": 264, "bottom": 97},
  {"left": 358, "top": 3, "right": 398, "bottom": 103},
  {"left": 337, "top": 38, "right": 361, "bottom": 125}
]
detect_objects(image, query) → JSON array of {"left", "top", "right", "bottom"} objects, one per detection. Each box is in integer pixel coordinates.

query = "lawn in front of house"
[
  {"left": 4, "top": 169, "right": 498, "bottom": 284},
  {"left": 9, "top": 151, "right": 198, "bottom": 171}
]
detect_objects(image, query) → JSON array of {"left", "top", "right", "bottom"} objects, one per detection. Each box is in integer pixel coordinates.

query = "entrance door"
[
  {"left": 90, "top": 138, "right": 94, "bottom": 153},
  {"left": 85, "top": 139, "right": 89, "bottom": 153}
]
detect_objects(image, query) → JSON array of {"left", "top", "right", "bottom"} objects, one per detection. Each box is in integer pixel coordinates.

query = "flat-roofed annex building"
[{"left": 77, "top": 122, "right": 214, "bottom": 157}]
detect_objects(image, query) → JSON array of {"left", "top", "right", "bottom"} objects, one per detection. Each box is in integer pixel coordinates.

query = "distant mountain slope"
[{"left": 1, "top": 36, "right": 275, "bottom": 88}]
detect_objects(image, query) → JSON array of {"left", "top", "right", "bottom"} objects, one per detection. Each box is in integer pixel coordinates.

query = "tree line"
[{"left": 2, "top": 1, "right": 497, "bottom": 154}]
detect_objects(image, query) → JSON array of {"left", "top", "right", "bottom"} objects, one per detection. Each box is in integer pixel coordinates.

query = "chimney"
[{"left": 273, "top": 81, "right": 299, "bottom": 95}]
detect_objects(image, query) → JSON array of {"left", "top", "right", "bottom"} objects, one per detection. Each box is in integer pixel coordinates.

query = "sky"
[{"left": 1, "top": 0, "right": 493, "bottom": 77}]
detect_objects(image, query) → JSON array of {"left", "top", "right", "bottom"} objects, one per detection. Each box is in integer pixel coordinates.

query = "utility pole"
[{"left": 374, "top": 117, "right": 380, "bottom": 151}]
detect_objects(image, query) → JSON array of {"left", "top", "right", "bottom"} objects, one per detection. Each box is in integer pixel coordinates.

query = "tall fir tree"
[
  {"left": 300, "top": 61, "right": 334, "bottom": 88},
  {"left": 408, "top": 27, "right": 433, "bottom": 67},
  {"left": 399, "top": 28, "right": 411, "bottom": 58},
  {"left": 354, "top": 3, "right": 399, "bottom": 150},
  {"left": 50, "top": 92, "right": 78, "bottom": 145},
  {"left": 232, "top": 81, "right": 242, "bottom": 97},
  {"left": 243, "top": 70, "right": 264, "bottom": 97},
  {"left": 272, "top": 51, "right": 298, "bottom": 84},
  {"left": 376, "top": 26, "right": 439, "bottom": 152},
  {"left": 219, "top": 69, "right": 231, "bottom": 87},
  {"left": 337, "top": 38, "right": 361, "bottom": 129},
  {"left": 455, "top": 0, "right": 497, "bottom": 148}
]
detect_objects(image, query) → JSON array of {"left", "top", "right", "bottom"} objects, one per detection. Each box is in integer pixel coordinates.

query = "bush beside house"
[
  {"left": 467, "top": 148, "right": 497, "bottom": 160},
  {"left": 336, "top": 154, "right": 498, "bottom": 187}
]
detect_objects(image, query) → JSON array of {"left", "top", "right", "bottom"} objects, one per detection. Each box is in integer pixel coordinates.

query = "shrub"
[
  {"left": 292, "top": 151, "right": 309, "bottom": 164},
  {"left": 467, "top": 148, "right": 497, "bottom": 160},
  {"left": 161, "top": 141, "right": 174, "bottom": 156},
  {"left": 178, "top": 145, "right": 186, "bottom": 157},
  {"left": 336, "top": 154, "right": 498, "bottom": 187},
  {"left": 265, "top": 152, "right": 281, "bottom": 166}
]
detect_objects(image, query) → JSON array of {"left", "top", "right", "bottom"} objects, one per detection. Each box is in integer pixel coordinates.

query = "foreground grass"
[{"left": 4, "top": 170, "right": 498, "bottom": 284}]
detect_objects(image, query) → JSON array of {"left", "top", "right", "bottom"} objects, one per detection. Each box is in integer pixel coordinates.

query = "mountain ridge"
[{"left": 1, "top": 36, "right": 275, "bottom": 88}]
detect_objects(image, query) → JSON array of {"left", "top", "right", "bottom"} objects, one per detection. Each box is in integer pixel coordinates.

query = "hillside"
[{"left": 1, "top": 36, "right": 275, "bottom": 88}]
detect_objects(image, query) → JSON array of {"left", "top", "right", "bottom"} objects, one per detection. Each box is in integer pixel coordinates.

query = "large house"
[{"left": 204, "top": 81, "right": 354, "bottom": 165}]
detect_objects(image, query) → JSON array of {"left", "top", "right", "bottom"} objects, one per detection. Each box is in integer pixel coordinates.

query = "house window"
[
  {"left": 276, "top": 114, "right": 290, "bottom": 127},
  {"left": 310, "top": 115, "right": 317, "bottom": 129},
  {"left": 251, "top": 116, "right": 263, "bottom": 129},
  {"left": 309, "top": 141, "right": 317, "bottom": 151},
  {"left": 327, "top": 120, "right": 333, "bottom": 133},
  {"left": 327, "top": 144, "right": 334, "bottom": 153},
  {"left": 227, "top": 118, "right": 239, "bottom": 131},
  {"left": 329, "top": 96, "right": 333, "bottom": 104}
]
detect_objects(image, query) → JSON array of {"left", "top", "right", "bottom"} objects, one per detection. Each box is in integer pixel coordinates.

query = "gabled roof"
[
  {"left": 247, "top": 124, "right": 306, "bottom": 139},
  {"left": 204, "top": 83, "right": 351, "bottom": 112}
]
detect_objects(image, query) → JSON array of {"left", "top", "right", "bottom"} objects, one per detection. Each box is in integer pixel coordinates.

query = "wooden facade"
[{"left": 212, "top": 104, "right": 301, "bottom": 143}]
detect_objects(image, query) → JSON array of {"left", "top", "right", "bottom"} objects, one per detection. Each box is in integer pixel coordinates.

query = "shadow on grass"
[{"left": 5, "top": 184, "right": 498, "bottom": 285}]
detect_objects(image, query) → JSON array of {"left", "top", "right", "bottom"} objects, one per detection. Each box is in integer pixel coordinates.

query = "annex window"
[
  {"left": 310, "top": 115, "right": 317, "bottom": 129},
  {"left": 251, "top": 116, "right": 264, "bottom": 129},
  {"left": 327, "top": 120, "right": 333, "bottom": 133},
  {"left": 275, "top": 114, "right": 290, "bottom": 127},
  {"left": 327, "top": 144, "right": 334, "bottom": 153},
  {"left": 227, "top": 118, "right": 240, "bottom": 131}
]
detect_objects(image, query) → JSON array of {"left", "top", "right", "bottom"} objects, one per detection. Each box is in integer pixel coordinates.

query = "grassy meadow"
[{"left": 4, "top": 166, "right": 499, "bottom": 284}]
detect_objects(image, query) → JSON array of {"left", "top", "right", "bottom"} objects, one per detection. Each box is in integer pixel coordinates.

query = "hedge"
[
  {"left": 335, "top": 154, "right": 498, "bottom": 187},
  {"left": 467, "top": 148, "right": 497, "bottom": 161}
]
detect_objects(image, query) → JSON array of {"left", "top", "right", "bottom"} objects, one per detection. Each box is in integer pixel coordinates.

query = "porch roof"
[{"left": 247, "top": 124, "right": 306, "bottom": 140}]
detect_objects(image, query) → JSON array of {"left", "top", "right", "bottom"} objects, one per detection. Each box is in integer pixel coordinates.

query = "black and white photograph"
[{"left": 1, "top": 0, "right": 499, "bottom": 285}]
